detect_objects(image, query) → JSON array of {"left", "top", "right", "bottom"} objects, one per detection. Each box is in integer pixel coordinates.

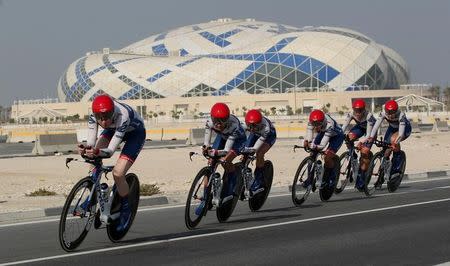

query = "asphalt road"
[{"left": 0, "top": 177, "right": 449, "bottom": 266}]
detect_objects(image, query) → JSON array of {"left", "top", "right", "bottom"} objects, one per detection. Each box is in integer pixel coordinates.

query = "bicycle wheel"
[
  {"left": 364, "top": 152, "right": 384, "bottom": 196},
  {"left": 291, "top": 157, "right": 314, "bottom": 207},
  {"left": 387, "top": 151, "right": 406, "bottom": 193},
  {"left": 249, "top": 160, "right": 273, "bottom": 211},
  {"left": 217, "top": 163, "right": 244, "bottom": 222},
  {"left": 185, "top": 167, "right": 212, "bottom": 229},
  {"left": 59, "top": 177, "right": 95, "bottom": 252},
  {"left": 335, "top": 151, "right": 350, "bottom": 194},
  {"left": 107, "top": 173, "right": 140, "bottom": 242}
]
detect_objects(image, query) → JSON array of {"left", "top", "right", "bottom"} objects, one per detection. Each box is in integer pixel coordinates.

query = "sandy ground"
[{"left": 0, "top": 132, "right": 449, "bottom": 213}]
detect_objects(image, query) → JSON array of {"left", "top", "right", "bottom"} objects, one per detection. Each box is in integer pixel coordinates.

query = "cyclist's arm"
[
  {"left": 369, "top": 114, "right": 383, "bottom": 139},
  {"left": 341, "top": 113, "right": 352, "bottom": 133},
  {"left": 203, "top": 120, "right": 213, "bottom": 147},
  {"left": 98, "top": 116, "right": 128, "bottom": 158},
  {"left": 305, "top": 123, "right": 314, "bottom": 142},
  {"left": 365, "top": 113, "right": 376, "bottom": 139},
  {"left": 317, "top": 131, "right": 332, "bottom": 149},
  {"left": 396, "top": 113, "right": 408, "bottom": 143},
  {"left": 86, "top": 115, "right": 98, "bottom": 148}
]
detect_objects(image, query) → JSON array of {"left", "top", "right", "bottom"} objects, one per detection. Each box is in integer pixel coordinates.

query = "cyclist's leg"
[
  {"left": 222, "top": 136, "right": 246, "bottom": 199},
  {"left": 349, "top": 125, "right": 366, "bottom": 188},
  {"left": 252, "top": 129, "right": 276, "bottom": 192},
  {"left": 324, "top": 132, "right": 345, "bottom": 186},
  {"left": 390, "top": 122, "right": 411, "bottom": 174},
  {"left": 114, "top": 126, "right": 145, "bottom": 231}
]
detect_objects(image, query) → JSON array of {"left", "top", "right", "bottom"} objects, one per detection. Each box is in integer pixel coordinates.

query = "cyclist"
[
  {"left": 241, "top": 109, "right": 277, "bottom": 195},
  {"left": 367, "top": 99, "right": 411, "bottom": 185},
  {"left": 77, "top": 94, "right": 146, "bottom": 232},
  {"left": 341, "top": 99, "right": 377, "bottom": 191},
  {"left": 303, "top": 109, "right": 345, "bottom": 187},
  {"left": 197, "top": 102, "right": 246, "bottom": 214}
]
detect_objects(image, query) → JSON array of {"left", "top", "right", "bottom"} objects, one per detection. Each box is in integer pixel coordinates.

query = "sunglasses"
[
  {"left": 353, "top": 108, "right": 365, "bottom": 114},
  {"left": 311, "top": 120, "right": 323, "bottom": 127},
  {"left": 94, "top": 111, "right": 113, "bottom": 121},
  {"left": 386, "top": 109, "right": 397, "bottom": 115},
  {"left": 247, "top": 123, "right": 260, "bottom": 130},
  {"left": 212, "top": 117, "right": 228, "bottom": 125}
]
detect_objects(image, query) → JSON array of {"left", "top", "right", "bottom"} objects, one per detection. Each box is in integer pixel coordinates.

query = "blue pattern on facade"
[
  {"left": 152, "top": 44, "right": 169, "bottom": 55},
  {"left": 199, "top": 29, "right": 242, "bottom": 47},
  {"left": 147, "top": 69, "right": 172, "bottom": 83}
]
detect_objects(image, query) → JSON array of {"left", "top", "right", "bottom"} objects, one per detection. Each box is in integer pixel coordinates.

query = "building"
[{"left": 13, "top": 18, "right": 418, "bottom": 121}]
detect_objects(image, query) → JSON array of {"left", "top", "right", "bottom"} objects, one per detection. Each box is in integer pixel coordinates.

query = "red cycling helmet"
[
  {"left": 92, "top": 94, "right": 114, "bottom": 120},
  {"left": 210, "top": 102, "right": 230, "bottom": 124},
  {"left": 384, "top": 100, "right": 399, "bottom": 114},
  {"left": 245, "top": 109, "right": 263, "bottom": 125},
  {"left": 352, "top": 99, "right": 366, "bottom": 109},
  {"left": 309, "top": 109, "right": 325, "bottom": 126}
]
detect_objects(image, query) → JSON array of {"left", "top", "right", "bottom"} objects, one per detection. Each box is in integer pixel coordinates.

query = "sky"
[{"left": 0, "top": 0, "right": 449, "bottom": 107}]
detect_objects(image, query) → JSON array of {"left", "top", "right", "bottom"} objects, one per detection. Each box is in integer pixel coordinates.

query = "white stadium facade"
[
  {"left": 13, "top": 18, "right": 425, "bottom": 122},
  {"left": 59, "top": 18, "right": 409, "bottom": 103}
]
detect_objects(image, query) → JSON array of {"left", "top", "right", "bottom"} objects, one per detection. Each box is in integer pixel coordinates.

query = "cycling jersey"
[
  {"left": 306, "top": 114, "right": 344, "bottom": 150},
  {"left": 369, "top": 111, "right": 410, "bottom": 143},
  {"left": 204, "top": 114, "right": 246, "bottom": 154},
  {"left": 87, "top": 101, "right": 145, "bottom": 159},
  {"left": 244, "top": 116, "right": 277, "bottom": 151},
  {"left": 341, "top": 111, "right": 377, "bottom": 139}
]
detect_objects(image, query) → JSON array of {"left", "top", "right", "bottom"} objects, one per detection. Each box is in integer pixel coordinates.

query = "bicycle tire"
[
  {"left": 387, "top": 151, "right": 406, "bottom": 193},
  {"left": 335, "top": 151, "right": 350, "bottom": 194},
  {"left": 249, "top": 160, "right": 273, "bottom": 211},
  {"left": 291, "top": 156, "right": 314, "bottom": 206},
  {"left": 107, "top": 173, "right": 140, "bottom": 242},
  {"left": 216, "top": 163, "right": 244, "bottom": 222},
  {"left": 185, "top": 167, "right": 211, "bottom": 229},
  {"left": 59, "top": 177, "right": 95, "bottom": 252},
  {"left": 364, "top": 152, "right": 384, "bottom": 196}
]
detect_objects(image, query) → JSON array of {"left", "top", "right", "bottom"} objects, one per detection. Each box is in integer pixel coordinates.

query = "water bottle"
[
  {"left": 212, "top": 173, "right": 222, "bottom": 203},
  {"left": 351, "top": 156, "right": 359, "bottom": 181},
  {"left": 316, "top": 160, "right": 323, "bottom": 186},
  {"left": 243, "top": 167, "right": 253, "bottom": 188},
  {"left": 100, "top": 183, "right": 109, "bottom": 203}
]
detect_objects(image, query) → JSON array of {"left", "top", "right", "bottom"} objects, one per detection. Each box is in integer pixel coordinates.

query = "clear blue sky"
[{"left": 0, "top": 0, "right": 449, "bottom": 107}]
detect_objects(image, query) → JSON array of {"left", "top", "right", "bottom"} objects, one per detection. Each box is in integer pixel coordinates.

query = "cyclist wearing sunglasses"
[
  {"left": 78, "top": 94, "right": 146, "bottom": 232},
  {"left": 242, "top": 109, "right": 277, "bottom": 194},
  {"left": 303, "top": 109, "right": 345, "bottom": 187},
  {"left": 341, "top": 99, "right": 377, "bottom": 190},
  {"left": 367, "top": 99, "right": 411, "bottom": 177},
  {"left": 197, "top": 102, "right": 247, "bottom": 213}
]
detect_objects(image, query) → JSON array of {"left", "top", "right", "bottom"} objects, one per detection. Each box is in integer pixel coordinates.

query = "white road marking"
[{"left": 1, "top": 197, "right": 449, "bottom": 266}]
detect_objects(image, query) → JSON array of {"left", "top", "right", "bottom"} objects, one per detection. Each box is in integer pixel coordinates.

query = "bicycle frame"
[
  {"left": 189, "top": 152, "right": 225, "bottom": 207},
  {"left": 66, "top": 157, "right": 119, "bottom": 225},
  {"left": 240, "top": 153, "right": 256, "bottom": 199},
  {"left": 373, "top": 139, "right": 393, "bottom": 182}
]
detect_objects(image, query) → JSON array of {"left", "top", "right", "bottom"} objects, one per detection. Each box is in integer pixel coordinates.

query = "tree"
[
  {"left": 286, "top": 105, "right": 294, "bottom": 115},
  {"left": 430, "top": 86, "right": 440, "bottom": 100},
  {"left": 270, "top": 107, "right": 277, "bottom": 115}
]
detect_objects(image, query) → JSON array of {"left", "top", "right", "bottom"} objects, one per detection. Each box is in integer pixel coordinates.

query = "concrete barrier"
[
  {"left": 32, "top": 133, "right": 78, "bottom": 155},
  {"left": 435, "top": 121, "right": 449, "bottom": 132},
  {"left": 411, "top": 121, "right": 421, "bottom": 133},
  {"left": 418, "top": 123, "right": 434, "bottom": 132},
  {"left": 187, "top": 128, "right": 206, "bottom": 145}
]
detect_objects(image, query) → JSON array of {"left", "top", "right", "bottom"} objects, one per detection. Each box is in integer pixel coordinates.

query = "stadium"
[{"left": 13, "top": 18, "right": 424, "bottom": 122}]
